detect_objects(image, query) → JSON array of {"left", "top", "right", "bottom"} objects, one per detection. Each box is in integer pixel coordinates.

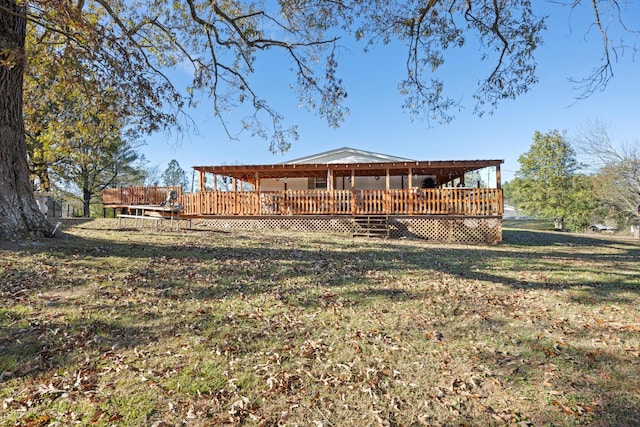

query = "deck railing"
[
  {"left": 181, "top": 188, "right": 503, "bottom": 216},
  {"left": 103, "top": 186, "right": 182, "bottom": 207}
]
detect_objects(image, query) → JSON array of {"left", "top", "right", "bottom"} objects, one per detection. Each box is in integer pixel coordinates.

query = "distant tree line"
[{"left": 504, "top": 125, "right": 640, "bottom": 233}]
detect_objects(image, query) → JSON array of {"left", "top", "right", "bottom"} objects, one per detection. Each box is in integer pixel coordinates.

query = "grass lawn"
[{"left": 1, "top": 219, "right": 638, "bottom": 426}]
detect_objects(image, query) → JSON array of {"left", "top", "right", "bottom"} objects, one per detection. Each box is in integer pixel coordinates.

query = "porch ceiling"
[{"left": 193, "top": 160, "right": 503, "bottom": 183}]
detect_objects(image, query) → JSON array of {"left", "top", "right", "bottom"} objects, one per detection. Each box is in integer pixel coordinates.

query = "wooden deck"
[
  {"left": 102, "top": 157, "right": 504, "bottom": 242},
  {"left": 102, "top": 186, "right": 503, "bottom": 242},
  {"left": 104, "top": 187, "right": 502, "bottom": 217},
  {"left": 102, "top": 186, "right": 182, "bottom": 208},
  {"left": 181, "top": 188, "right": 502, "bottom": 217}
]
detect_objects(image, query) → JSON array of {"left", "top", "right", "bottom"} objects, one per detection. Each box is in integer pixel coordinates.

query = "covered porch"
[
  {"left": 184, "top": 159, "right": 503, "bottom": 217},
  {"left": 101, "top": 155, "right": 504, "bottom": 242}
]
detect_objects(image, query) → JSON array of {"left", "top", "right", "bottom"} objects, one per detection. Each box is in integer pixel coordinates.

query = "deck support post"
[
  {"left": 255, "top": 172, "right": 261, "bottom": 215},
  {"left": 385, "top": 168, "right": 390, "bottom": 214},
  {"left": 351, "top": 169, "right": 356, "bottom": 215},
  {"left": 328, "top": 169, "right": 334, "bottom": 215},
  {"left": 408, "top": 168, "right": 414, "bottom": 215},
  {"left": 199, "top": 171, "right": 205, "bottom": 192},
  {"left": 232, "top": 178, "right": 239, "bottom": 215}
]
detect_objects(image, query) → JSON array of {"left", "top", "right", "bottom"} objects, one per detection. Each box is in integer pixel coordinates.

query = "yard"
[{"left": 1, "top": 219, "right": 638, "bottom": 426}]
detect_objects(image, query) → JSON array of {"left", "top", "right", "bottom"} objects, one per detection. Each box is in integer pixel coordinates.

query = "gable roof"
[
  {"left": 285, "top": 147, "right": 414, "bottom": 164},
  {"left": 192, "top": 146, "right": 503, "bottom": 187}
]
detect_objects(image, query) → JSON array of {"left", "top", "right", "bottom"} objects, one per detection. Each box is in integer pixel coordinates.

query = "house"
[{"left": 103, "top": 147, "right": 504, "bottom": 242}]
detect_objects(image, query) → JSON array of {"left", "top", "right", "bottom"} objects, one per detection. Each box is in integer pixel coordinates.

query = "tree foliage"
[
  {"left": 577, "top": 122, "right": 640, "bottom": 224},
  {"left": 509, "top": 130, "right": 597, "bottom": 231},
  {"left": 117, "top": 155, "right": 161, "bottom": 188},
  {"left": 57, "top": 138, "right": 140, "bottom": 217},
  {"left": 1, "top": 0, "right": 638, "bottom": 239},
  {"left": 161, "top": 159, "right": 189, "bottom": 189},
  {"left": 23, "top": 24, "right": 142, "bottom": 217},
  {"left": 13, "top": 0, "right": 639, "bottom": 144}
]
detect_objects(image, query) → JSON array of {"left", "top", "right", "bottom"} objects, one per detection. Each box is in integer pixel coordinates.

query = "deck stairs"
[{"left": 352, "top": 215, "right": 390, "bottom": 238}]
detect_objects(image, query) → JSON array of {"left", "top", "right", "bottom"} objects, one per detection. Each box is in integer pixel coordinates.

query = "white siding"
[
  {"left": 260, "top": 175, "right": 437, "bottom": 191},
  {"left": 260, "top": 178, "right": 308, "bottom": 191}
]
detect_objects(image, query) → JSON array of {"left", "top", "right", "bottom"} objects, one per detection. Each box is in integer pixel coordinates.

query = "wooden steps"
[{"left": 352, "top": 215, "right": 390, "bottom": 238}]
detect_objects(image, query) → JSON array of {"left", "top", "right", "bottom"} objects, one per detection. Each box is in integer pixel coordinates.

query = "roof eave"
[{"left": 192, "top": 160, "right": 503, "bottom": 180}]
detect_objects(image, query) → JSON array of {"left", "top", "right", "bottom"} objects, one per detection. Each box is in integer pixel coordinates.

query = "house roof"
[
  {"left": 284, "top": 147, "right": 415, "bottom": 164},
  {"left": 194, "top": 161, "right": 503, "bottom": 187},
  {"left": 192, "top": 146, "right": 502, "bottom": 187}
]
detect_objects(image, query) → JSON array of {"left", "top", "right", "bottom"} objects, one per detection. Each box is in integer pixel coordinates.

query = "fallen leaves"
[{"left": 1, "top": 225, "right": 639, "bottom": 426}]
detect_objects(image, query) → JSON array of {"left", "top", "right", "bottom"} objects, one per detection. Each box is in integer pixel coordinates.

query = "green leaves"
[
  {"left": 509, "top": 130, "right": 597, "bottom": 231},
  {"left": 161, "top": 159, "right": 189, "bottom": 188},
  {"left": 23, "top": 20, "right": 146, "bottom": 213}
]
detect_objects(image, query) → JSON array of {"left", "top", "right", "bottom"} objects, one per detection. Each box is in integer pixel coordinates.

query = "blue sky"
[{"left": 139, "top": 2, "right": 639, "bottom": 184}]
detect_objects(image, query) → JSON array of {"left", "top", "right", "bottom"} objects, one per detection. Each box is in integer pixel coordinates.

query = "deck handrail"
[
  {"left": 103, "top": 186, "right": 183, "bottom": 207},
  {"left": 180, "top": 188, "right": 503, "bottom": 217}
]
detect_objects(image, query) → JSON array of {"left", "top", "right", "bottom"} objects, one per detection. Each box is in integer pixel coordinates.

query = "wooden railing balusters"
[{"left": 108, "top": 187, "right": 503, "bottom": 217}]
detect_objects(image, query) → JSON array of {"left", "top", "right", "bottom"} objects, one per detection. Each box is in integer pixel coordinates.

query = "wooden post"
[
  {"left": 199, "top": 171, "right": 205, "bottom": 192},
  {"left": 408, "top": 168, "right": 414, "bottom": 215},
  {"left": 233, "top": 178, "right": 239, "bottom": 215},
  {"left": 328, "top": 169, "right": 334, "bottom": 215},
  {"left": 255, "top": 172, "right": 261, "bottom": 215},
  {"left": 351, "top": 169, "right": 356, "bottom": 215},
  {"left": 385, "top": 168, "right": 390, "bottom": 214},
  {"left": 495, "top": 165, "right": 502, "bottom": 189}
]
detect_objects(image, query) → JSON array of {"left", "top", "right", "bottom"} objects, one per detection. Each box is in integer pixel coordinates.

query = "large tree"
[
  {"left": 22, "top": 26, "right": 144, "bottom": 217},
  {"left": 0, "top": 0, "right": 637, "bottom": 239},
  {"left": 0, "top": 0, "right": 50, "bottom": 238},
  {"left": 509, "top": 130, "right": 597, "bottom": 231}
]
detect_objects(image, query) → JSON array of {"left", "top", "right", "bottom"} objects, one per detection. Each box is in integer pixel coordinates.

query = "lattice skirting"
[
  {"left": 197, "top": 216, "right": 354, "bottom": 234},
  {"left": 195, "top": 215, "right": 502, "bottom": 243},
  {"left": 390, "top": 216, "right": 502, "bottom": 243}
]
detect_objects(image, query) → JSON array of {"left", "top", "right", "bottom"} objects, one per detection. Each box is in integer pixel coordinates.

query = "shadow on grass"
[
  {"left": 0, "top": 315, "right": 160, "bottom": 384},
  {"left": 502, "top": 228, "right": 635, "bottom": 247},
  {"left": 2, "top": 229, "right": 638, "bottom": 325},
  {"left": 3, "top": 224, "right": 639, "bottom": 331},
  {"left": 475, "top": 331, "right": 640, "bottom": 426},
  {"left": 3, "top": 226, "right": 639, "bottom": 300},
  {"left": 2, "top": 225, "right": 639, "bottom": 425}
]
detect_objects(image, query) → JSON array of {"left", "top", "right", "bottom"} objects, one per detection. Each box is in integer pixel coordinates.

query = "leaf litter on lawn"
[{"left": 1, "top": 220, "right": 638, "bottom": 426}]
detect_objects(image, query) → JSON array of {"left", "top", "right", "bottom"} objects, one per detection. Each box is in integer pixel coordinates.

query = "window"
[{"left": 314, "top": 177, "right": 327, "bottom": 189}]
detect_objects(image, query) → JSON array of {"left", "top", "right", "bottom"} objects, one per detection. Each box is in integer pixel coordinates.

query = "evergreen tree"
[{"left": 161, "top": 160, "right": 189, "bottom": 190}]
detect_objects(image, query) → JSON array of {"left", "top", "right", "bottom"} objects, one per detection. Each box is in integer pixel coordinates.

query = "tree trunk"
[
  {"left": 83, "top": 188, "right": 92, "bottom": 217},
  {"left": 0, "top": 0, "right": 51, "bottom": 240},
  {"left": 554, "top": 217, "right": 565, "bottom": 231}
]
